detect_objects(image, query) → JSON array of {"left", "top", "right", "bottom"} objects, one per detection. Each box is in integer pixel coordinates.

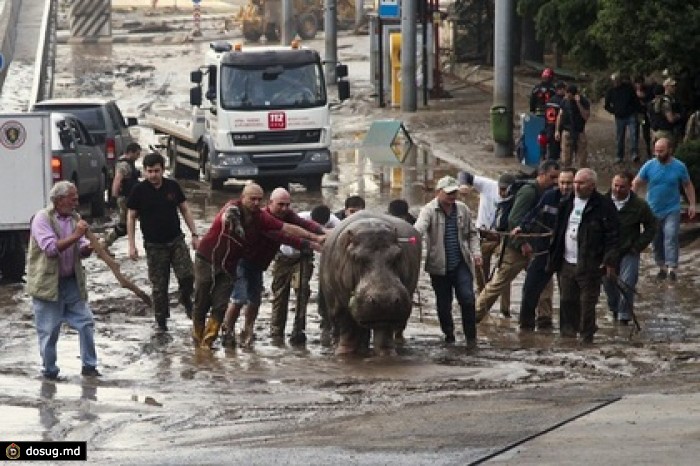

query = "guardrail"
[{"left": 28, "top": 0, "right": 57, "bottom": 110}]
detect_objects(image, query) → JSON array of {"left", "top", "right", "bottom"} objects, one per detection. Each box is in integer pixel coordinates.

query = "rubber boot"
[
  {"left": 239, "top": 307, "right": 257, "bottom": 349},
  {"left": 200, "top": 318, "right": 222, "bottom": 350}
]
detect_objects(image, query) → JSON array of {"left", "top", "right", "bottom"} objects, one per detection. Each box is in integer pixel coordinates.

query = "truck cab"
[{"left": 190, "top": 41, "right": 349, "bottom": 190}]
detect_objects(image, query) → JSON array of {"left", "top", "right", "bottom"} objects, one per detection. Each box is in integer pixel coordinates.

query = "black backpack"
[
  {"left": 648, "top": 95, "right": 671, "bottom": 131},
  {"left": 492, "top": 180, "right": 533, "bottom": 232}
]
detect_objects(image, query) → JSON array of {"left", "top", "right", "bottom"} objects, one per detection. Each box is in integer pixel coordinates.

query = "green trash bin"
[{"left": 490, "top": 105, "right": 512, "bottom": 144}]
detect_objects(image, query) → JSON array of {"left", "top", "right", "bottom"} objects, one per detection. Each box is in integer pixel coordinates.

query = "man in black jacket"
[
  {"left": 605, "top": 73, "right": 640, "bottom": 163},
  {"left": 602, "top": 172, "right": 656, "bottom": 325},
  {"left": 548, "top": 168, "right": 619, "bottom": 343}
]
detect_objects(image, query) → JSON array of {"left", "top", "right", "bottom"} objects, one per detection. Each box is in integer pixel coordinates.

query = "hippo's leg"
[
  {"left": 335, "top": 311, "right": 363, "bottom": 355},
  {"left": 373, "top": 326, "right": 396, "bottom": 357}
]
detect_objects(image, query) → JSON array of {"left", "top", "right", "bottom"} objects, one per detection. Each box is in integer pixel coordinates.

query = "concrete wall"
[{"left": 0, "top": 0, "right": 21, "bottom": 91}]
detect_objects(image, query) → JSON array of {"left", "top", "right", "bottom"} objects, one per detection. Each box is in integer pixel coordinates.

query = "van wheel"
[
  {"left": 91, "top": 174, "right": 107, "bottom": 218},
  {"left": 0, "top": 232, "right": 26, "bottom": 282}
]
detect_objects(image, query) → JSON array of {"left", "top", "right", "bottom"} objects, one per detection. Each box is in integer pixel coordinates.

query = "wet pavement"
[{"left": 2, "top": 5, "right": 700, "bottom": 465}]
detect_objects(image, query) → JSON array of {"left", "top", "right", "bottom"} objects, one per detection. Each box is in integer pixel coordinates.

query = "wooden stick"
[{"left": 85, "top": 230, "right": 152, "bottom": 307}]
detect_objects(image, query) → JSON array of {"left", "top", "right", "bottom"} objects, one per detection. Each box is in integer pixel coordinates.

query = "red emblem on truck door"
[{"left": 268, "top": 112, "right": 286, "bottom": 130}]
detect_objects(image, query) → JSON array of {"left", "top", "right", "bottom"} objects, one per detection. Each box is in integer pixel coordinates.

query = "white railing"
[{"left": 28, "top": 0, "right": 57, "bottom": 110}]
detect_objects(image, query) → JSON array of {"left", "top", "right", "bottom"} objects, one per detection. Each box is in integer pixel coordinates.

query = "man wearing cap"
[
  {"left": 555, "top": 84, "right": 591, "bottom": 168},
  {"left": 476, "top": 160, "right": 560, "bottom": 323},
  {"left": 605, "top": 73, "right": 640, "bottom": 163},
  {"left": 530, "top": 68, "right": 556, "bottom": 115},
  {"left": 650, "top": 78, "right": 683, "bottom": 146},
  {"left": 457, "top": 170, "right": 515, "bottom": 317},
  {"left": 414, "top": 176, "right": 482, "bottom": 349},
  {"left": 544, "top": 81, "right": 566, "bottom": 160}
]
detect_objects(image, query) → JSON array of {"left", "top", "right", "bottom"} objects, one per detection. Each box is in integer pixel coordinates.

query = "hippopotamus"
[{"left": 319, "top": 211, "right": 422, "bottom": 355}]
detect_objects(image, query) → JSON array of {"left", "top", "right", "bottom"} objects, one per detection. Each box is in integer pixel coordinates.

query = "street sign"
[
  {"left": 378, "top": 0, "right": 400, "bottom": 20},
  {"left": 361, "top": 119, "right": 413, "bottom": 165}
]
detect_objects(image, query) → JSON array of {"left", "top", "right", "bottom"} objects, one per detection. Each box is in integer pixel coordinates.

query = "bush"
[{"left": 675, "top": 139, "right": 700, "bottom": 191}]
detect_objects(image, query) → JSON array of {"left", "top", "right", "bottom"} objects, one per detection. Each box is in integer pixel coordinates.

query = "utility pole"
[
  {"left": 493, "top": 0, "right": 514, "bottom": 157},
  {"left": 325, "top": 0, "right": 338, "bottom": 83},
  {"left": 401, "top": 0, "right": 417, "bottom": 112},
  {"left": 282, "top": 0, "right": 294, "bottom": 44}
]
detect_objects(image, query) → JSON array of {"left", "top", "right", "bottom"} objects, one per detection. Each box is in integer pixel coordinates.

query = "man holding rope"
[
  {"left": 513, "top": 167, "right": 575, "bottom": 331},
  {"left": 191, "top": 183, "right": 325, "bottom": 349},
  {"left": 476, "top": 160, "right": 560, "bottom": 323}
]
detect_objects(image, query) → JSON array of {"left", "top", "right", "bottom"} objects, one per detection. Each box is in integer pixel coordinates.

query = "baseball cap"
[
  {"left": 663, "top": 78, "right": 677, "bottom": 86},
  {"left": 498, "top": 173, "right": 516, "bottom": 189},
  {"left": 436, "top": 175, "right": 459, "bottom": 193}
]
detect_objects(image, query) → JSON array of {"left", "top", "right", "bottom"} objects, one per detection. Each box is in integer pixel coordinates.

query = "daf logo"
[
  {"left": 233, "top": 134, "right": 255, "bottom": 141},
  {"left": 0, "top": 120, "right": 27, "bottom": 149}
]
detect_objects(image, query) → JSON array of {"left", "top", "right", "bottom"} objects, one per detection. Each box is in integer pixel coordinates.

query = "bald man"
[
  {"left": 221, "top": 187, "right": 326, "bottom": 348},
  {"left": 193, "top": 184, "right": 325, "bottom": 349}
]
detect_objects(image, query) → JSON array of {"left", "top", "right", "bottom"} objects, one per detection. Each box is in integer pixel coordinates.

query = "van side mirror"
[
  {"left": 191, "top": 70, "right": 203, "bottom": 84},
  {"left": 190, "top": 86, "right": 202, "bottom": 107},
  {"left": 126, "top": 117, "right": 138, "bottom": 127},
  {"left": 338, "top": 80, "right": 350, "bottom": 101},
  {"left": 336, "top": 64, "right": 348, "bottom": 79}
]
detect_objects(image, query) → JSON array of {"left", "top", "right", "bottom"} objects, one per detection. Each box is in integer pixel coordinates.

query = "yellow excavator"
[{"left": 237, "top": 0, "right": 356, "bottom": 42}]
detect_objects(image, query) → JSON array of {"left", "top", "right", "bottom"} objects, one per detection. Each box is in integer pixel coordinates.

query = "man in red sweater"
[{"left": 192, "top": 183, "right": 325, "bottom": 349}]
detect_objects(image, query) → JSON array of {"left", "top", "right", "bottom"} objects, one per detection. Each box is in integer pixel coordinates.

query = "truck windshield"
[{"left": 220, "top": 62, "right": 327, "bottom": 110}]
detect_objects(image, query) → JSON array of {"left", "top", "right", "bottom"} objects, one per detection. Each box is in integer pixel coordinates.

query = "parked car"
[
  {"left": 32, "top": 98, "right": 138, "bottom": 204},
  {"left": 49, "top": 112, "right": 108, "bottom": 218}
]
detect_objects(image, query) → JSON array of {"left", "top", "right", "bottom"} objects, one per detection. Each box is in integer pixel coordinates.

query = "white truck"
[
  {"left": 146, "top": 40, "right": 349, "bottom": 190},
  {"left": 0, "top": 113, "right": 53, "bottom": 283}
]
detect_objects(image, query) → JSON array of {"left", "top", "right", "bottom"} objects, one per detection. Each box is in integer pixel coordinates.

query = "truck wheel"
[
  {"left": 304, "top": 175, "right": 323, "bottom": 191},
  {"left": 264, "top": 24, "right": 280, "bottom": 42},
  {"left": 173, "top": 154, "right": 199, "bottom": 180},
  {"left": 0, "top": 232, "right": 26, "bottom": 283},
  {"left": 242, "top": 22, "right": 262, "bottom": 42},
  {"left": 211, "top": 178, "right": 225, "bottom": 190},
  {"left": 297, "top": 14, "right": 318, "bottom": 40},
  {"left": 91, "top": 173, "right": 107, "bottom": 218}
]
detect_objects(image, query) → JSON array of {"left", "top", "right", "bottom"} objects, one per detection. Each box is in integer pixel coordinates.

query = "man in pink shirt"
[{"left": 26, "top": 181, "right": 99, "bottom": 380}]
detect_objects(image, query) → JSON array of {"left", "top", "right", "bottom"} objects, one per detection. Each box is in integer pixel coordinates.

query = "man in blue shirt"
[{"left": 632, "top": 137, "right": 696, "bottom": 281}]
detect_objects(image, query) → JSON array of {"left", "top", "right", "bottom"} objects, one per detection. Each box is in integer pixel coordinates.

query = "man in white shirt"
[
  {"left": 458, "top": 171, "right": 515, "bottom": 317},
  {"left": 270, "top": 205, "right": 340, "bottom": 344}
]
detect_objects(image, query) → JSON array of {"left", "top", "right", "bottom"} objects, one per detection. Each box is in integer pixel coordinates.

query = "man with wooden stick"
[
  {"left": 27, "top": 181, "right": 100, "bottom": 380},
  {"left": 475, "top": 160, "right": 560, "bottom": 323}
]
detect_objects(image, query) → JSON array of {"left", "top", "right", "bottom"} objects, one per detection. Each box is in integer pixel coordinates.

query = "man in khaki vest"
[{"left": 27, "top": 181, "right": 100, "bottom": 380}]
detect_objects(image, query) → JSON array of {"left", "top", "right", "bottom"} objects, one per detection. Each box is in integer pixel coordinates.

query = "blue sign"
[
  {"left": 192, "top": 0, "right": 201, "bottom": 4},
  {"left": 378, "top": 0, "right": 400, "bottom": 19},
  {"left": 0, "top": 53, "right": 4, "bottom": 72}
]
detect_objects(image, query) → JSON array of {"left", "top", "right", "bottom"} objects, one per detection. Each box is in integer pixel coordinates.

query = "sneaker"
[
  {"left": 500, "top": 308, "right": 512, "bottom": 318},
  {"left": 669, "top": 270, "right": 677, "bottom": 281},
  {"left": 619, "top": 318, "right": 630, "bottom": 326},
  {"left": 81, "top": 366, "right": 102, "bottom": 377},
  {"left": 466, "top": 339, "right": 477, "bottom": 350},
  {"left": 656, "top": 269, "right": 668, "bottom": 280},
  {"left": 445, "top": 333, "right": 456, "bottom": 344},
  {"left": 43, "top": 371, "right": 63, "bottom": 381},
  {"left": 289, "top": 330, "right": 307, "bottom": 345}
]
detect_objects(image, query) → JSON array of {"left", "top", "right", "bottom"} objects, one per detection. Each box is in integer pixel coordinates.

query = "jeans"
[
  {"left": 652, "top": 211, "right": 681, "bottom": 268},
  {"left": 230, "top": 259, "right": 264, "bottom": 306},
  {"left": 602, "top": 252, "right": 640, "bottom": 321},
  {"left": 615, "top": 115, "right": 639, "bottom": 160},
  {"left": 519, "top": 254, "right": 554, "bottom": 328},
  {"left": 33, "top": 277, "right": 98, "bottom": 377},
  {"left": 430, "top": 260, "right": 476, "bottom": 340}
]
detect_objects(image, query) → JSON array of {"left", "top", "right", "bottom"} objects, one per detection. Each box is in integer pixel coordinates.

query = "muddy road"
[{"left": 2, "top": 8, "right": 700, "bottom": 464}]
